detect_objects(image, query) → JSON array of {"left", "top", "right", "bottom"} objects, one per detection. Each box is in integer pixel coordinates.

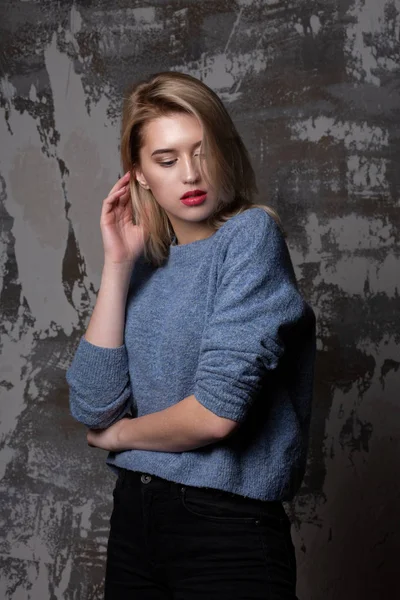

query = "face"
[{"left": 134, "top": 112, "right": 220, "bottom": 245}]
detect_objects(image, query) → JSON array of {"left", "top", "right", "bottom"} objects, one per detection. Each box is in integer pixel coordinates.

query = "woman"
[{"left": 66, "top": 71, "right": 316, "bottom": 599}]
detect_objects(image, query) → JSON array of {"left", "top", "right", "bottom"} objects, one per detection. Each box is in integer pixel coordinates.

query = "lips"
[
  {"left": 181, "top": 194, "right": 207, "bottom": 206},
  {"left": 181, "top": 189, "right": 207, "bottom": 199}
]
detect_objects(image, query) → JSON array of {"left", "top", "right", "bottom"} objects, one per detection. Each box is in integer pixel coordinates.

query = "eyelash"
[{"left": 160, "top": 153, "right": 204, "bottom": 168}]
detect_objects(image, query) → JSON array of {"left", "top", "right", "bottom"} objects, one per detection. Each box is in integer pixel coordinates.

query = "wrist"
[
  {"left": 103, "top": 259, "right": 134, "bottom": 276},
  {"left": 101, "top": 261, "right": 133, "bottom": 291},
  {"left": 116, "top": 418, "right": 135, "bottom": 450}
]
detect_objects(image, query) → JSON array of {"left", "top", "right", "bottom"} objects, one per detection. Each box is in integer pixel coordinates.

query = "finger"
[
  {"left": 109, "top": 172, "right": 130, "bottom": 195},
  {"left": 119, "top": 187, "right": 132, "bottom": 206},
  {"left": 102, "top": 187, "right": 127, "bottom": 212},
  {"left": 87, "top": 430, "right": 97, "bottom": 443},
  {"left": 107, "top": 186, "right": 132, "bottom": 215},
  {"left": 108, "top": 172, "right": 131, "bottom": 196},
  {"left": 109, "top": 186, "right": 127, "bottom": 199}
]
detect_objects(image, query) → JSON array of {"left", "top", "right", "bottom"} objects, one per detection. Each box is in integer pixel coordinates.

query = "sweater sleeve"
[
  {"left": 193, "top": 209, "right": 312, "bottom": 423},
  {"left": 66, "top": 335, "right": 132, "bottom": 429}
]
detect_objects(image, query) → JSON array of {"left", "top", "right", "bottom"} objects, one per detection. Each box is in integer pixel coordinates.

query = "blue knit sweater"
[{"left": 66, "top": 207, "right": 316, "bottom": 501}]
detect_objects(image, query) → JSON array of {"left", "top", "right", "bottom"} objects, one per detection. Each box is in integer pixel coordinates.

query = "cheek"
[
  {"left": 146, "top": 171, "right": 178, "bottom": 204},
  {"left": 144, "top": 168, "right": 165, "bottom": 190},
  {"left": 150, "top": 168, "right": 177, "bottom": 191}
]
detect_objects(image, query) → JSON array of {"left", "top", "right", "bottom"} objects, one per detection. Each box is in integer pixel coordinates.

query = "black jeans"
[{"left": 104, "top": 469, "right": 298, "bottom": 599}]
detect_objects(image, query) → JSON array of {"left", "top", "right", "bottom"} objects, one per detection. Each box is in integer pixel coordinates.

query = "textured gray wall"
[{"left": 1, "top": 1, "right": 399, "bottom": 598}]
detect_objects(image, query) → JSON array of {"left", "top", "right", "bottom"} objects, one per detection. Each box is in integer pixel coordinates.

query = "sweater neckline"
[
  {"left": 169, "top": 228, "right": 220, "bottom": 255},
  {"left": 167, "top": 208, "right": 256, "bottom": 260}
]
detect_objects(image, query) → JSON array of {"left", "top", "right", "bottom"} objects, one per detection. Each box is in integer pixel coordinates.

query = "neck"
[{"left": 171, "top": 224, "right": 216, "bottom": 246}]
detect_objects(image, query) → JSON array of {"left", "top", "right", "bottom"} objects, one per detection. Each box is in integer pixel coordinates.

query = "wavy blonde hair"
[{"left": 120, "top": 71, "right": 282, "bottom": 267}]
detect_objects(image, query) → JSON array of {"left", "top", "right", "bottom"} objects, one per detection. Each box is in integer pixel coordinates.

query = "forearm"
[
  {"left": 85, "top": 260, "right": 134, "bottom": 348},
  {"left": 67, "top": 260, "right": 134, "bottom": 428},
  {"left": 97, "top": 394, "right": 235, "bottom": 453},
  {"left": 118, "top": 395, "right": 222, "bottom": 452}
]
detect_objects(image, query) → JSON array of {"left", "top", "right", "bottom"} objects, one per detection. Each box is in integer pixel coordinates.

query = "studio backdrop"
[{"left": 0, "top": 1, "right": 399, "bottom": 598}]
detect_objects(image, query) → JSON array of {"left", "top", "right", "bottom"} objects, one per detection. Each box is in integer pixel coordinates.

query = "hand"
[
  {"left": 100, "top": 172, "right": 150, "bottom": 265},
  {"left": 87, "top": 418, "right": 133, "bottom": 452}
]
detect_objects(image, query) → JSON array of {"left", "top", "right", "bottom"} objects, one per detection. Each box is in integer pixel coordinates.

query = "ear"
[{"left": 134, "top": 166, "right": 150, "bottom": 190}]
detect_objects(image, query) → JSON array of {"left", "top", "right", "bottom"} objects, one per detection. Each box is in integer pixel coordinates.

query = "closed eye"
[
  {"left": 160, "top": 160, "right": 176, "bottom": 167},
  {"left": 159, "top": 153, "right": 204, "bottom": 168}
]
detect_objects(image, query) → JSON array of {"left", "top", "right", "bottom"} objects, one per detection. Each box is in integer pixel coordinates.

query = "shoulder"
[
  {"left": 219, "top": 207, "right": 286, "bottom": 256},
  {"left": 215, "top": 206, "right": 297, "bottom": 283}
]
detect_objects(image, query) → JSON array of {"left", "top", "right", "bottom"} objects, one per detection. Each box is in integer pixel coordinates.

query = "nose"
[{"left": 181, "top": 155, "right": 200, "bottom": 184}]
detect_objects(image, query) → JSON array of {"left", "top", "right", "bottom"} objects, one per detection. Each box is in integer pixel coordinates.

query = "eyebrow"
[{"left": 151, "top": 140, "right": 202, "bottom": 157}]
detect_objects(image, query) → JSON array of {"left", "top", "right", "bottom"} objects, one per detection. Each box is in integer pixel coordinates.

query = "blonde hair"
[{"left": 120, "top": 71, "right": 283, "bottom": 267}]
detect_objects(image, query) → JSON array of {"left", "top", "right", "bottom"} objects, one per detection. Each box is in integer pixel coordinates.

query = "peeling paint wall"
[{"left": 1, "top": 1, "right": 399, "bottom": 598}]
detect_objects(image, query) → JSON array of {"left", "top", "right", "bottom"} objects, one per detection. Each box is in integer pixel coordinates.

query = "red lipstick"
[{"left": 180, "top": 189, "right": 207, "bottom": 206}]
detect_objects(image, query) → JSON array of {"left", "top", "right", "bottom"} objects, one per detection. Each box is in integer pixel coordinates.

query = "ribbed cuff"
[
  {"left": 193, "top": 383, "right": 247, "bottom": 423},
  {"left": 68, "top": 335, "right": 129, "bottom": 390}
]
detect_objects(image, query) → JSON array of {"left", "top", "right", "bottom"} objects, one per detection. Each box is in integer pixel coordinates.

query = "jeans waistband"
[{"left": 117, "top": 468, "right": 284, "bottom": 512}]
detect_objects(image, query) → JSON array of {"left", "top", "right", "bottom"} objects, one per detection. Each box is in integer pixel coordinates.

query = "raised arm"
[{"left": 66, "top": 172, "right": 149, "bottom": 429}]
